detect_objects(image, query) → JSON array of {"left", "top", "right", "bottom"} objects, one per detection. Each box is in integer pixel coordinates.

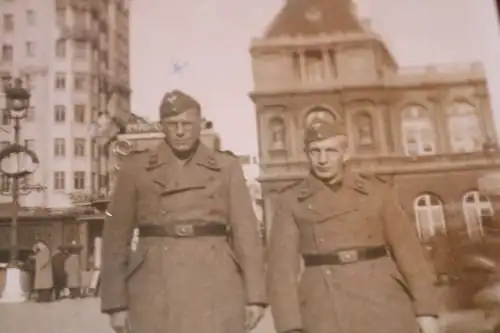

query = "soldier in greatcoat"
[
  {"left": 267, "top": 118, "right": 441, "bottom": 333},
  {"left": 100, "top": 90, "right": 267, "bottom": 333}
]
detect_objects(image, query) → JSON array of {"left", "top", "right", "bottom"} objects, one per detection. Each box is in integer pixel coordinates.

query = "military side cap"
[
  {"left": 159, "top": 89, "right": 200, "bottom": 119},
  {"left": 304, "top": 118, "right": 347, "bottom": 144}
]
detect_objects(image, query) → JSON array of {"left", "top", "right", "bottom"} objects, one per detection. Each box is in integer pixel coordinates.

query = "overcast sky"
[{"left": 130, "top": 0, "right": 500, "bottom": 155}]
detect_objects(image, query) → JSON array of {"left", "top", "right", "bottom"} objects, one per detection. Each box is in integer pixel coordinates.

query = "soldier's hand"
[
  {"left": 244, "top": 304, "right": 265, "bottom": 331},
  {"left": 417, "top": 316, "right": 440, "bottom": 333},
  {"left": 109, "top": 310, "right": 131, "bottom": 333}
]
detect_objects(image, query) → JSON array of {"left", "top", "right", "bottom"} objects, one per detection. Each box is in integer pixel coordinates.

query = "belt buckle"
[
  {"left": 174, "top": 224, "right": 194, "bottom": 237},
  {"left": 337, "top": 249, "right": 359, "bottom": 264}
]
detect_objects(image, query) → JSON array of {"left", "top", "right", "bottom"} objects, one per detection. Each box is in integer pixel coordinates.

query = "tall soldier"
[
  {"left": 267, "top": 118, "right": 441, "bottom": 333},
  {"left": 100, "top": 90, "right": 267, "bottom": 333}
]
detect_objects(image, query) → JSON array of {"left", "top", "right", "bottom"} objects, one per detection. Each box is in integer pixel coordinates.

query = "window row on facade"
[
  {"left": 0, "top": 171, "right": 95, "bottom": 193},
  {"left": 0, "top": 138, "right": 99, "bottom": 159},
  {"left": 266, "top": 101, "right": 485, "bottom": 156},
  {"left": 413, "top": 190, "right": 493, "bottom": 242},
  {"left": 1, "top": 10, "right": 37, "bottom": 33}
]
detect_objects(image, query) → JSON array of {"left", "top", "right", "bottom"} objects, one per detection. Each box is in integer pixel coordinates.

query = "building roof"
[{"left": 264, "top": 0, "right": 363, "bottom": 38}]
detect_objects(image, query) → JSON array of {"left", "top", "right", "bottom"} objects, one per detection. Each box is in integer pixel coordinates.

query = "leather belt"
[
  {"left": 303, "top": 245, "right": 389, "bottom": 266},
  {"left": 139, "top": 222, "right": 229, "bottom": 238}
]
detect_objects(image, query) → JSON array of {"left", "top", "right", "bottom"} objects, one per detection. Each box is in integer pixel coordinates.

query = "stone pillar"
[
  {"left": 375, "top": 105, "right": 390, "bottom": 154},
  {"left": 322, "top": 48, "right": 332, "bottom": 80},
  {"left": 428, "top": 90, "right": 449, "bottom": 153},
  {"left": 94, "top": 236, "right": 102, "bottom": 269},
  {"left": 298, "top": 49, "right": 307, "bottom": 82},
  {"left": 475, "top": 86, "right": 497, "bottom": 142},
  {"left": 78, "top": 222, "right": 88, "bottom": 271}
]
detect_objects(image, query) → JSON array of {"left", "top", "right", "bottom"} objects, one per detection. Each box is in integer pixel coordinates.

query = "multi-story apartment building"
[
  {"left": 250, "top": 0, "right": 500, "bottom": 245},
  {"left": 0, "top": 0, "right": 131, "bottom": 209}
]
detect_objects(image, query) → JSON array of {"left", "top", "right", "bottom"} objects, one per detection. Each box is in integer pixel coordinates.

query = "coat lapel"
[
  {"left": 295, "top": 170, "right": 368, "bottom": 223},
  {"left": 145, "top": 141, "right": 219, "bottom": 196}
]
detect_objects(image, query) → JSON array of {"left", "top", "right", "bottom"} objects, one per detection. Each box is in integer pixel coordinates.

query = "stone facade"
[{"left": 250, "top": 0, "right": 500, "bottom": 246}]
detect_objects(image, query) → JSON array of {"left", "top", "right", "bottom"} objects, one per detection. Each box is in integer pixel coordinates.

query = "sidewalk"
[
  {"left": 0, "top": 298, "right": 276, "bottom": 333},
  {"left": 0, "top": 297, "right": 495, "bottom": 333}
]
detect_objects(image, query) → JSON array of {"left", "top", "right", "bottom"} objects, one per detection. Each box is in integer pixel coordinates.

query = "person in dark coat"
[
  {"left": 267, "top": 118, "right": 441, "bottom": 333},
  {"left": 100, "top": 90, "right": 267, "bottom": 333},
  {"left": 51, "top": 246, "right": 68, "bottom": 300}
]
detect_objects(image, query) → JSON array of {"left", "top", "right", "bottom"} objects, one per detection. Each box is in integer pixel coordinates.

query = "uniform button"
[
  {"left": 161, "top": 210, "right": 167, "bottom": 215},
  {"left": 163, "top": 246, "right": 168, "bottom": 251},
  {"left": 325, "top": 270, "right": 331, "bottom": 276}
]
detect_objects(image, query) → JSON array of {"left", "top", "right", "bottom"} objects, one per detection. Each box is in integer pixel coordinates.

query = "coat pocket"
[
  {"left": 391, "top": 274, "right": 415, "bottom": 301},
  {"left": 125, "top": 248, "right": 148, "bottom": 280}
]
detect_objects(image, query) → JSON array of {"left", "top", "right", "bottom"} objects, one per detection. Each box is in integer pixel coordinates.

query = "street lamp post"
[{"left": 0, "top": 77, "right": 40, "bottom": 303}]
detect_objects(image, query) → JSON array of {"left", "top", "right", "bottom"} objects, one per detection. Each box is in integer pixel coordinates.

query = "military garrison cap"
[
  {"left": 304, "top": 118, "right": 347, "bottom": 144},
  {"left": 159, "top": 89, "right": 201, "bottom": 119}
]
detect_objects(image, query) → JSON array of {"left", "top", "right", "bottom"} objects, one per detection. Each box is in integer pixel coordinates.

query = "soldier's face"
[
  {"left": 306, "top": 136, "right": 348, "bottom": 181},
  {"left": 161, "top": 108, "right": 202, "bottom": 152}
]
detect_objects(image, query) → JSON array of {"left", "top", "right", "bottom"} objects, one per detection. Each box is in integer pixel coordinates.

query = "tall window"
[
  {"left": 74, "top": 41, "right": 86, "bottom": 60},
  {"left": 401, "top": 105, "right": 436, "bottom": 156},
  {"left": 22, "top": 139, "right": 35, "bottom": 185},
  {"left": 56, "top": 8, "right": 65, "bottom": 26},
  {"left": 462, "top": 190, "right": 493, "bottom": 239},
  {"left": 53, "top": 171, "right": 65, "bottom": 190},
  {"left": 2, "top": 44, "right": 13, "bottom": 62},
  {"left": 304, "top": 50, "right": 325, "bottom": 83},
  {"left": 1, "top": 175, "right": 10, "bottom": 193},
  {"left": 54, "top": 105, "right": 66, "bottom": 122},
  {"left": 447, "top": 101, "right": 482, "bottom": 153},
  {"left": 74, "top": 171, "right": 85, "bottom": 190},
  {"left": 2, "top": 112, "right": 10, "bottom": 125},
  {"left": 74, "top": 73, "right": 86, "bottom": 91},
  {"left": 54, "top": 138, "right": 66, "bottom": 157},
  {"left": 3, "top": 14, "right": 14, "bottom": 32},
  {"left": 74, "top": 138, "right": 86, "bottom": 157},
  {"left": 55, "top": 40, "right": 66, "bottom": 58},
  {"left": 414, "top": 193, "right": 446, "bottom": 242},
  {"left": 26, "top": 10, "right": 36, "bottom": 26},
  {"left": 55, "top": 73, "right": 66, "bottom": 90},
  {"left": 74, "top": 104, "right": 85, "bottom": 123},
  {"left": 25, "top": 41, "right": 35, "bottom": 57},
  {"left": 26, "top": 106, "right": 35, "bottom": 121}
]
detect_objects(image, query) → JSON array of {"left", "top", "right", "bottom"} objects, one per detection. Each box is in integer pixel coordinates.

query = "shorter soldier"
[{"left": 267, "top": 118, "right": 441, "bottom": 333}]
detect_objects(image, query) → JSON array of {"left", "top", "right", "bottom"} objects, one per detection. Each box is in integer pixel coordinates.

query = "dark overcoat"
[
  {"left": 100, "top": 141, "right": 266, "bottom": 333},
  {"left": 268, "top": 170, "right": 440, "bottom": 333}
]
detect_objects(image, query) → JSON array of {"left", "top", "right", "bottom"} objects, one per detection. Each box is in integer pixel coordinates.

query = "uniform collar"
[
  {"left": 146, "top": 140, "right": 220, "bottom": 171},
  {"left": 296, "top": 168, "right": 368, "bottom": 201}
]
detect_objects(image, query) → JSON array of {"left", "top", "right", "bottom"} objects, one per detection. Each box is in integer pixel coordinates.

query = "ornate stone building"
[{"left": 250, "top": 0, "right": 500, "bottom": 244}]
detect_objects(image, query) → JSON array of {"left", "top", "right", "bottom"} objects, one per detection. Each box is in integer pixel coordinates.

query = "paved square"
[{"left": 0, "top": 298, "right": 276, "bottom": 333}]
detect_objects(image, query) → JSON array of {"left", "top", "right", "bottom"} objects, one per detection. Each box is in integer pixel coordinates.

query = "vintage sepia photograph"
[{"left": 0, "top": 0, "right": 500, "bottom": 332}]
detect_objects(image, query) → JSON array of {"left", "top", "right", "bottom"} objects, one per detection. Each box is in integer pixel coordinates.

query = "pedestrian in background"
[
  {"left": 33, "top": 240, "right": 53, "bottom": 302},
  {"left": 51, "top": 246, "right": 68, "bottom": 300},
  {"left": 65, "top": 244, "right": 81, "bottom": 299}
]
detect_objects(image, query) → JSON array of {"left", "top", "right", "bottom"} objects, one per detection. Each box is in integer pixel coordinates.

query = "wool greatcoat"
[
  {"left": 100, "top": 141, "right": 266, "bottom": 333},
  {"left": 268, "top": 170, "right": 440, "bottom": 333}
]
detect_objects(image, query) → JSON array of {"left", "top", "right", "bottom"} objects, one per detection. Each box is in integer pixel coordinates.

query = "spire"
[{"left": 264, "top": 0, "right": 363, "bottom": 38}]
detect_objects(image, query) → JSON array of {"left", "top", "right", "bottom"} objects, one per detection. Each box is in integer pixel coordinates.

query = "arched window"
[
  {"left": 414, "top": 193, "right": 446, "bottom": 242},
  {"left": 401, "top": 105, "right": 436, "bottom": 156},
  {"left": 268, "top": 117, "right": 286, "bottom": 151},
  {"left": 355, "top": 111, "right": 374, "bottom": 147},
  {"left": 462, "top": 190, "right": 493, "bottom": 239},
  {"left": 447, "top": 101, "right": 482, "bottom": 153}
]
